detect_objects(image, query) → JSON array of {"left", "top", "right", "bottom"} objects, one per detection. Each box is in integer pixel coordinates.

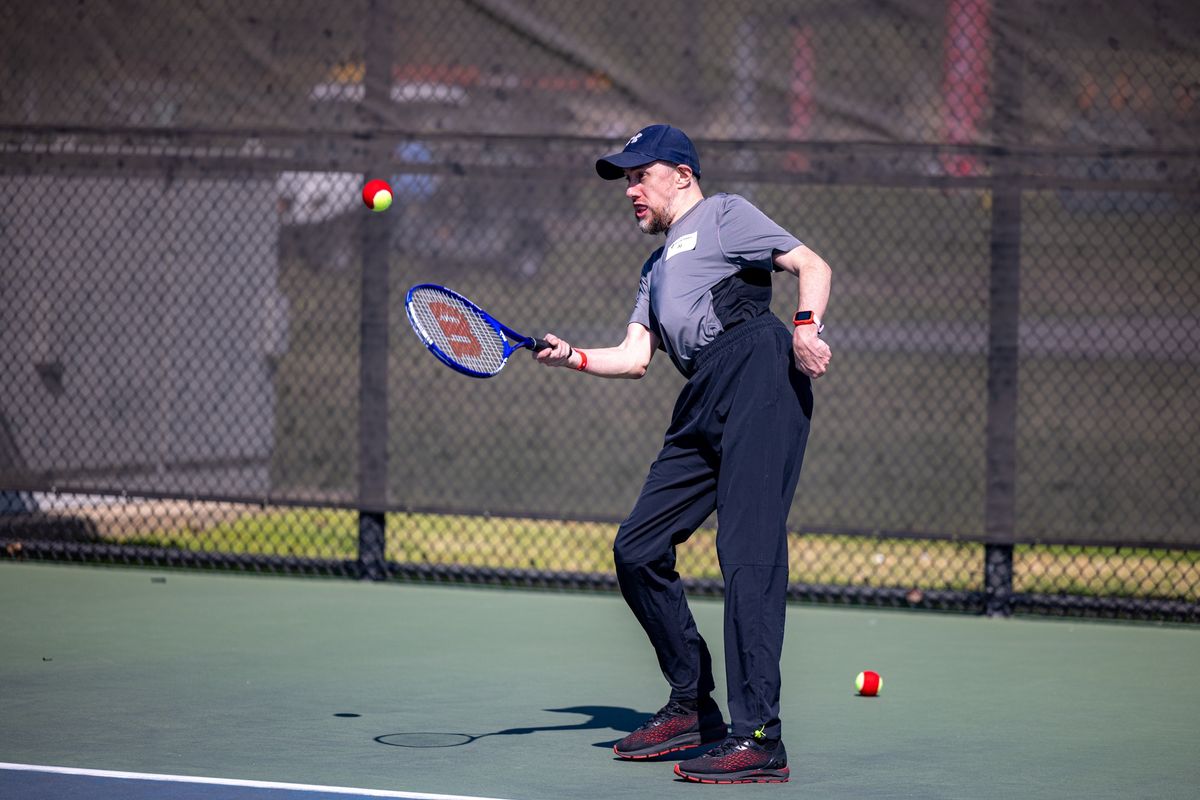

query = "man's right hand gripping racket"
[{"left": 405, "top": 283, "right": 550, "bottom": 378}]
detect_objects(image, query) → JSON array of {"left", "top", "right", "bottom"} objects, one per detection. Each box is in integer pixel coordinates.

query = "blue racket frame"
[{"left": 404, "top": 283, "right": 548, "bottom": 378}]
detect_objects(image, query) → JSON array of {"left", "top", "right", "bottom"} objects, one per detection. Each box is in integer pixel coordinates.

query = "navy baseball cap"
[{"left": 595, "top": 124, "right": 701, "bottom": 180}]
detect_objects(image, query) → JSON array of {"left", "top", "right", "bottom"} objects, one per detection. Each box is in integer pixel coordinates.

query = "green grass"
[
  {"left": 109, "top": 507, "right": 1199, "bottom": 602},
  {"left": 119, "top": 508, "right": 359, "bottom": 559}
]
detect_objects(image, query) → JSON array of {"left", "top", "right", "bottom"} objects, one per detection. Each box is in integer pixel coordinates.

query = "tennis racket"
[{"left": 404, "top": 283, "right": 551, "bottom": 378}]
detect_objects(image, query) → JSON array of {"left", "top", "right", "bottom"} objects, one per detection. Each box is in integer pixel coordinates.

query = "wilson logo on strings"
[{"left": 431, "top": 302, "right": 482, "bottom": 357}]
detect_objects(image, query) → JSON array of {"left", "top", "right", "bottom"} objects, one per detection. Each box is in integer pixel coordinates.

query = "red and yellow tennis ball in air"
[
  {"left": 856, "top": 670, "right": 882, "bottom": 696},
  {"left": 362, "top": 179, "right": 393, "bottom": 212}
]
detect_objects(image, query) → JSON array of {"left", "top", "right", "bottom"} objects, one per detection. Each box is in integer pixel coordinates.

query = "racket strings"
[{"left": 408, "top": 288, "right": 507, "bottom": 374}]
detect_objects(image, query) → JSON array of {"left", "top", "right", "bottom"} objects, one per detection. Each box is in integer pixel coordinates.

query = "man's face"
[{"left": 624, "top": 162, "right": 679, "bottom": 235}]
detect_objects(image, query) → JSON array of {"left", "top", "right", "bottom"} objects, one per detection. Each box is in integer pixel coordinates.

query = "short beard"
[{"left": 638, "top": 205, "right": 671, "bottom": 235}]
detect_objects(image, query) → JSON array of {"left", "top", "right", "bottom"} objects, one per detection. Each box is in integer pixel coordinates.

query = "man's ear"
[{"left": 675, "top": 164, "right": 694, "bottom": 187}]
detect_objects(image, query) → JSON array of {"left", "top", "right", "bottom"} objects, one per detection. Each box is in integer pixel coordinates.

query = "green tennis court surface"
[{"left": 2, "top": 563, "right": 1197, "bottom": 799}]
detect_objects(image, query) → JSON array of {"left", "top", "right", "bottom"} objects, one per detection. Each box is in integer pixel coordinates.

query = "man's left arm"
[{"left": 773, "top": 244, "right": 832, "bottom": 379}]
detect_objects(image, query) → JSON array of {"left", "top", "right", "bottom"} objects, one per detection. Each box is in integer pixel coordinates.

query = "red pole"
[
  {"left": 787, "top": 23, "right": 815, "bottom": 172},
  {"left": 941, "top": 0, "right": 992, "bottom": 176}
]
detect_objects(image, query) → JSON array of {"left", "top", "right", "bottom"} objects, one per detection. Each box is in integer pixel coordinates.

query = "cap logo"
[{"left": 626, "top": 132, "right": 644, "bottom": 147}]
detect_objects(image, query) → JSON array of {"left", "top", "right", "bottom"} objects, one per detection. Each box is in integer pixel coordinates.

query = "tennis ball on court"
[
  {"left": 362, "top": 179, "right": 392, "bottom": 212},
  {"left": 856, "top": 670, "right": 882, "bottom": 696}
]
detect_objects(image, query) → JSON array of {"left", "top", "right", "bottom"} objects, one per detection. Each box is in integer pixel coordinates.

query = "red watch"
[{"left": 793, "top": 310, "right": 824, "bottom": 334}]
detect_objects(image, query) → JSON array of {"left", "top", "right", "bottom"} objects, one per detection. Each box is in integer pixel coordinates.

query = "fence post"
[
  {"left": 356, "top": 0, "right": 395, "bottom": 581},
  {"left": 984, "top": 542, "right": 1014, "bottom": 616},
  {"left": 985, "top": 169, "right": 1020, "bottom": 616},
  {"left": 983, "top": 2, "right": 1025, "bottom": 617}
]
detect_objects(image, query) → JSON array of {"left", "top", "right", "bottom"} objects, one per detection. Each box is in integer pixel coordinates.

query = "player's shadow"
[{"left": 374, "top": 705, "right": 719, "bottom": 759}]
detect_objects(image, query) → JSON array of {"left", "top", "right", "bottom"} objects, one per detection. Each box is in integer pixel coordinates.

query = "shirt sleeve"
[
  {"left": 716, "top": 194, "right": 802, "bottom": 270},
  {"left": 627, "top": 248, "right": 661, "bottom": 329}
]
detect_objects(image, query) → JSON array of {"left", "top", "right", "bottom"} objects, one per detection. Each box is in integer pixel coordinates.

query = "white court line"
[{"left": 0, "top": 763, "right": 517, "bottom": 800}]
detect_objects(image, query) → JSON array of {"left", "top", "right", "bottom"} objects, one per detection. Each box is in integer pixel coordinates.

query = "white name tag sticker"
[{"left": 665, "top": 232, "right": 698, "bottom": 261}]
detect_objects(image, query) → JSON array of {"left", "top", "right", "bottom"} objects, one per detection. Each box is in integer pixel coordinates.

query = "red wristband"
[{"left": 575, "top": 349, "right": 588, "bottom": 372}]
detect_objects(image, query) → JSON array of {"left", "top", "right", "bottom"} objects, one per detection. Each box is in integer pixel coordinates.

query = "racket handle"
[{"left": 531, "top": 338, "right": 552, "bottom": 352}]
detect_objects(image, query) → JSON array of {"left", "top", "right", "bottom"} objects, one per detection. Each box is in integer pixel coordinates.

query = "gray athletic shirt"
[{"left": 629, "top": 193, "right": 802, "bottom": 376}]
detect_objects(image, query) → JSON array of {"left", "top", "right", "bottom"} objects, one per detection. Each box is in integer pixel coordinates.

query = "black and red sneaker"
[
  {"left": 673, "top": 735, "right": 790, "bottom": 784},
  {"left": 613, "top": 698, "right": 727, "bottom": 760}
]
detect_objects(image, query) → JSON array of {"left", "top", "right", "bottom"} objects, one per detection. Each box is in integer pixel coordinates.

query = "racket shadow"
[{"left": 373, "top": 705, "right": 653, "bottom": 750}]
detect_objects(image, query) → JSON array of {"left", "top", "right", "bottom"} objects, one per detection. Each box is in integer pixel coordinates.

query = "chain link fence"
[{"left": 2, "top": 0, "right": 1198, "bottom": 621}]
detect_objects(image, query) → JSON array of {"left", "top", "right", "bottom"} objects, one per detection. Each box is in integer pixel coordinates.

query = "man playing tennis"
[{"left": 535, "top": 124, "right": 831, "bottom": 784}]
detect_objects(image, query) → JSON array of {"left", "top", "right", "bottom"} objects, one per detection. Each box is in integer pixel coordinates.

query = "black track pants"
[{"left": 613, "top": 315, "right": 813, "bottom": 740}]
